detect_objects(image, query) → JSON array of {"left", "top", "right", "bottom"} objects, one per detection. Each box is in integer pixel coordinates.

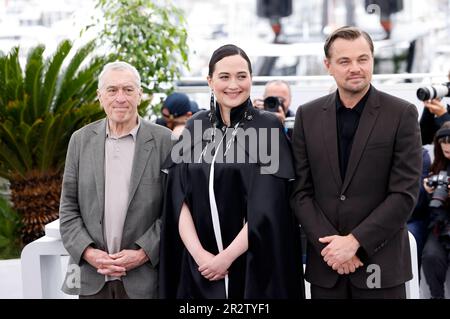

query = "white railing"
[
  {"left": 407, "top": 232, "right": 420, "bottom": 299},
  {"left": 20, "top": 219, "right": 75, "bottom": 299}
]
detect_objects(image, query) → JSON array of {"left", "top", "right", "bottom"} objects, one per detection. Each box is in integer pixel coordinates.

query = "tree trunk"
[{"left": 10, "top": 171, "right": 62, "bottom": 245}]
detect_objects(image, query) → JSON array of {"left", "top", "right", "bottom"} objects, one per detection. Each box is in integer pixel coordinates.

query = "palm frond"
[
  {"left": 0, "top": 48, "right": 23, "bottom": 107},
  {"left": 0, "top": 120, "right": 32, "bottom": 172},
  {"left": 0, "top": 142, "right": 26, "bottom": 179},
  {"left": 23, "top": 45, "right": 45, "bottom": 122},
  {"left": 54, "top": 40, "right": 97, "bottom": 110},
  {"left": 39, "top": 40, "right": 72, "bottom": 116}
]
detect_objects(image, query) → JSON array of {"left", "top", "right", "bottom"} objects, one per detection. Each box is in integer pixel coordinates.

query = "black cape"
[{"left": 159, "top": 99, "right": 304, "bottom": 299}]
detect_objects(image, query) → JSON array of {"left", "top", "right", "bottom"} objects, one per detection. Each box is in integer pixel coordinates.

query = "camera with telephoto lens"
[
  {"left": 416, "top": 82, "right": 450, "bottom": 101},
  {"left": 427, "top": 170, "right": 450, "bottom": 208},
  {"left": 263, "top": 96, "right": 282, "bottom": 112}
]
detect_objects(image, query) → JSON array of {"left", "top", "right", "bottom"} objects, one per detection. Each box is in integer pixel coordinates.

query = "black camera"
[
  {"left": 416, "top": 82, "right": 450, "bottom": 101},
  {"left": 427, "top": 170, "right": 450, "bottom": 208},
  {"left": 263, "top": 96, "right": 282, "bottom": 112}
]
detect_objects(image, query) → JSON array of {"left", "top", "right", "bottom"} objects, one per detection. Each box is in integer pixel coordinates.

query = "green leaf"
[
  {"left": 24, "top": 45, "right": 45, "bottom": 121},
  {"left": 0, "top": 197, "right": 21, "bottom": 258},
  {"left": 39, "top": 40, "right": 72, "bottom": 116},
  {"left": 0, "top": 121, "right": 32, "bottom": 172}
]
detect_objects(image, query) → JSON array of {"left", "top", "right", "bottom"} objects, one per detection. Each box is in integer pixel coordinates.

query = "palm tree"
[{"left": 0, "top": 40, "right": 108, "bottom": 245}]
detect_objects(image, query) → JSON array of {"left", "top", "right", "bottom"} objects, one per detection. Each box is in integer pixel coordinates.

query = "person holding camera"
[
  {"left": 253, "top": 80, "right": 294, "bottom": 138},
  {"left": 418, "top": 73, "right": 450, "bottom": 145},
  {"left": 419, "top": 98, "right": 450, "bottom": 145},
  {"left": 422, "top": 122, "right": 450, "bottom": 299},
  {"left": 290, "top": 26, "right": 422, "bottom": 298}
]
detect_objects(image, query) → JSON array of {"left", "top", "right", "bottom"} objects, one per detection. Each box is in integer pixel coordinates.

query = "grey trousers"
[{"left": 79, "top": 280, "right": 129, "bottom": 299}]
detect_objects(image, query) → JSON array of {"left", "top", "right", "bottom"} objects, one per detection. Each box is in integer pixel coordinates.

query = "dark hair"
[
  {"left": 324, "top": 26, "right": 374, "bottom": 59},
  {"left": 431, "top": 121, "right": 450, "bottom": 174},
  {"left": 208, "top": 44, "right": 252, "bottom": 77}
]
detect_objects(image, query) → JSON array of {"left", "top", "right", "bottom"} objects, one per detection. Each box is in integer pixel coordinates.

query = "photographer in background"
[
  {"left": 420, "top": 98, "right": 450, "bottom": 145},
  {"left": 422, "top": 122, "right": 450, "bottom": 299},
  {"left": 419, "top": 74, "right": 450, "bottom": 145},
  {"left": 253, "top": 80, "right": 294, "bottom": 138},
  {"left": 156, "top": 92, "right": 194, "bottom": 138}
]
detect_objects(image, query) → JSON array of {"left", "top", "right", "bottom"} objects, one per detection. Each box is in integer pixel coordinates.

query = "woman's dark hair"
[
  {"left": 208, "top": 44, "right": 252, "bottom": 77},
  {"left": 431, "top": 121, "right": 450, "bottom": 174}
]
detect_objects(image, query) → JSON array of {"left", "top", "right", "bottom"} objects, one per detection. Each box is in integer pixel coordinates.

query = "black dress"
[{"left": 160, "top": 99, "right": 304, "bottom": 299}]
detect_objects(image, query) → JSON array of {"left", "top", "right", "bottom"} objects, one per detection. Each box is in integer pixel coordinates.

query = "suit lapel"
[
  {"left": 342, "top": 87, "right": 380, "bottom": 193},
  {"left": 127, "top": 121, "right": 154, "bottom": 208},
  {"left": 322, "top": 92, "right": 343, "bottom": 189},
  {"left": 92, "top": 119, "right": 106, "bottom": 217}
]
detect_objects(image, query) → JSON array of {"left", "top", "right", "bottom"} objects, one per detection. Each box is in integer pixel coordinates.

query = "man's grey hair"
[
  {"left": 98, "top": 61, "right": 141, "bottom": 89},
  {"left": 264, "top": 79, "right": 291, "bottom": 97}
]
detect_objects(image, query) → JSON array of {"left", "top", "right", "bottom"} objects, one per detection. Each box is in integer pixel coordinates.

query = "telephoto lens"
[
  {"left": 263, "top": 96, "right": 281, "bottom": 112},
  {"left": 416, "top": 82, "right": 450, "bottom": 101},
  {"left": 427, "top": 170, "right": 450, "bottom": 208}
]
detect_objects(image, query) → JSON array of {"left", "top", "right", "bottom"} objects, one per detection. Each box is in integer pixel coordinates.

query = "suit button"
[{"left": 340, "top": 195, "right": 346, "bottom": 201}]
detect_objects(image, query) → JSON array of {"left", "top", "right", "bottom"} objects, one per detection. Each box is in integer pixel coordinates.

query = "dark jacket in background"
[{"left": 419, "top": 105, "right": 450, "bottom": 145}]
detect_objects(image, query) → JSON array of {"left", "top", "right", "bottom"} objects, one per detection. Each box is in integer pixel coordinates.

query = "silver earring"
[{"left": 209, "top": 91, "right": 216, "bottom": 126}]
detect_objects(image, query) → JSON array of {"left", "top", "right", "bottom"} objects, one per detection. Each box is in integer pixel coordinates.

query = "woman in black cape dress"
[{"left": 159, "top": 97, "right": 304, "bottom": 299}]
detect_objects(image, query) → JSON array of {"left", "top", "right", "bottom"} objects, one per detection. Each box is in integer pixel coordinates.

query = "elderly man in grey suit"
[{"left": 59, "top": 61, "right": 173, "bottom": 298}]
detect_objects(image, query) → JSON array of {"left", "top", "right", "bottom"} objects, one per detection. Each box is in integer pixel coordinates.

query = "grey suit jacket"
[
  {"left": 59, "top": 117, "right": 173, "bottom": 298},
  {"left": 290, "top": 86, "right": 422, "bottom": 289}
]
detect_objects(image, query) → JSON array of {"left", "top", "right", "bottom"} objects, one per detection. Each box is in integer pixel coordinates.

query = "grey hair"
[
  {"left": 265, "top": 79, "right": 291, "bottom": 97},
  {"left": 98, "top": 61, "right": 141, "bottom": 89}
]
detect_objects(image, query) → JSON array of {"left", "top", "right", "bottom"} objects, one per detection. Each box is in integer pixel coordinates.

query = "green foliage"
[
  {"left": 92, "top": 0, "right": 189, "bottom": 115},
  {"left": 0, "top": 40, "right": 108, "bottom": 180},
  {"left": 0, "top": 197, "right": 21, "bottom": 259}
]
